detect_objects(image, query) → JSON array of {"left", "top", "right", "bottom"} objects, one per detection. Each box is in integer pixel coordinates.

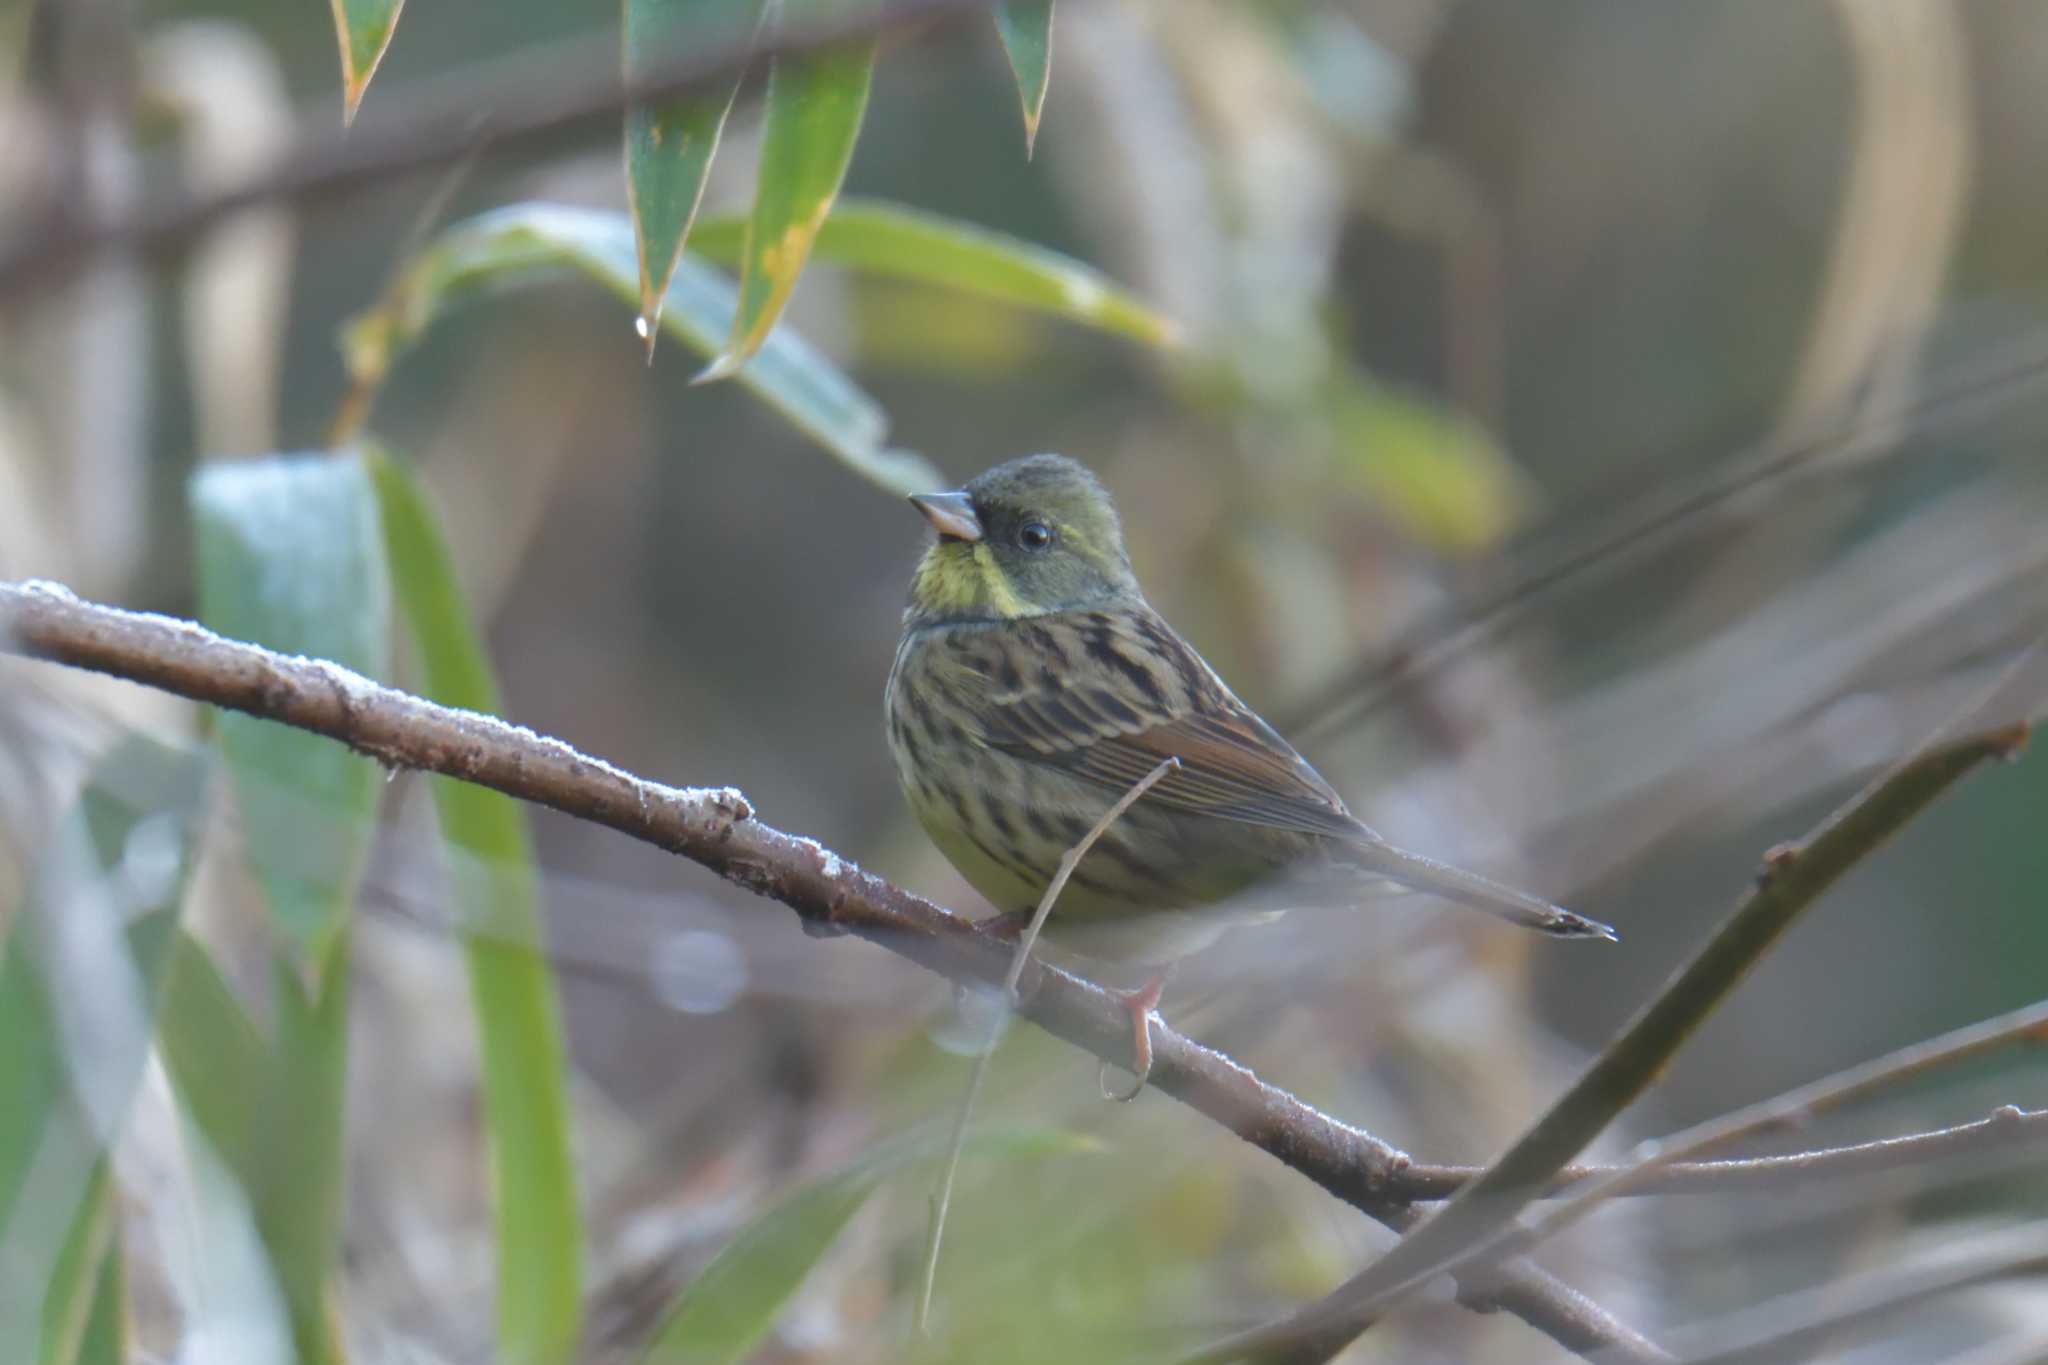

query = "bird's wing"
[{"left": 961, "top": 607, "right": 1368, "bottom": 841}]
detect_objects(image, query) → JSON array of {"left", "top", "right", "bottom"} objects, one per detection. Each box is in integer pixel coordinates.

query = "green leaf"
[
  {"left": 346, "top": 203, "right": 936, "bottom": 494},
  {"left": 640, "top": 1126, "right": 1096, "bottom": 1364},
  {"left": 68, "top": 1209, "right": 124, "bottom": 1365},
  {"left": 367, "top": 449, "right": 583, "bottom": 1365},
  {"left": 1324, "top": 371, "right": 1528, "bottom": 551},
  {"left": 699, "top": 28, "right": 875, "bottom": 380},
  {"left": 687, "top": 198, "right": 1177, "bottom": 348},
  {"left": 38, "top": 1167, "right": 117, "bottom": 1365},
  {"left": 625, "top": 0, "right": 762, "bottom": 345},
  {"left": 991, "top": 2, "right": 1054, "bottom": 155},
  {"left": 253, "top": 942, "right": 352, "bottom": 1365},
  {"left": 153, "top": 932, "right": 269, "bottom": 1182},
  {"left": 0, "top": 739, "right": 206, "bottom": 1365},
  {"left": 328, "top": 0, "right": 405, "bottom": 123},
  {"left": 191, "top": 453, "right": 392, "bottom": 969}
]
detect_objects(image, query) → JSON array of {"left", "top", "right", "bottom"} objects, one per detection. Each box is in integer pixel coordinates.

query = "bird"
[{"left": 883, "top": 453, "right": 1612, "bottom": 1092}]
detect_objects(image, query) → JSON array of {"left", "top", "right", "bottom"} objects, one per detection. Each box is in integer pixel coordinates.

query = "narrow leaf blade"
[
  {"left": 328, "top": 0, "right": 406, "bottom": 123},
  {"left": 992, "top": 1, "right": 1054, "bottom": 155},
  {"left": 699, "top": 35, "right": 876, "bottom": 380},
  {"left": 350, "top": 203, "right": 936, "bottom": 493},
  {"left": 191, "top": 453, "right": 392, "bottom": 968},
  {"left": 687, "top": 198, "right": 1177, "bottom": 347},
  {"left": 0, "top": 740, "right": 207, "bottom": 1365},
  {"left": 367, "top": 449, "right": 583, "bottom": 1364},
  {"left": 641, "top": 1127, "right": 1095, "bottom": 1364},
  {"left": 625, "top": 0, "right": 761, "bottom": 343}
]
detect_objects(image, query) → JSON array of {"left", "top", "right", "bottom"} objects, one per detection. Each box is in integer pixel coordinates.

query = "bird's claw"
[{"left": 1098, "top": 973, "right": 1165, "bottom": 1102}]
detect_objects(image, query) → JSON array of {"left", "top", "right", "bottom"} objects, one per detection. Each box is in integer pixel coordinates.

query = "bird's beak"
[{"left": 908, "top": 491, "right": 983, "bottom": 544}]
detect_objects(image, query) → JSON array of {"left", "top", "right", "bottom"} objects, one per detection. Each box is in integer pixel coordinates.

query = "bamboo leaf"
[
  {"left": 625, "top": 0, "right": 762, "bottom": 345},
  {"left": 367, "top": 448, "right": 583, "bottom": 1364},
  {"left": 155, "top": 933, "right": 269, "bottom": 1183},
  {"left": 253, "top": 941, "right": 352, "bottom": 1365},
  {"left": 640, "top": 1126, "right": 1096, "bottom": 1364},
  {"left": 991, "top": 1, "right": 1054, "bottom": 155},
  {"left": 344, "top": 203, "right": 935, "bottom": 494},
  {"left": 191, "top": 453, "right": 391, "bottom": 969},
  {"left": 698, "top": 25, "right": 875, "bottom": 381},
  {"left": 1324, "top": 371, "right": 1527, "bottom": 551},
  {"left": 686, "top": 198, "right": 1176, "bottom": 347},
  {"left": 0, "top": 739, "right": 206, "bottom": 1365},
  {"left": 328, "top": 0, "right": 405, "bottom": 123}
]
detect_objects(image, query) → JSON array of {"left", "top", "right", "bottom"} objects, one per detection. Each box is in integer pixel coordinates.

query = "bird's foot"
[{"left": 1098, "top": 972, "right": 1167, "bottom": 1103}]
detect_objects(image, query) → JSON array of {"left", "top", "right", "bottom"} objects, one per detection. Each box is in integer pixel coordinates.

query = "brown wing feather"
[{"left": 963, "top": 608, "right": 1369, "bottom": 842}]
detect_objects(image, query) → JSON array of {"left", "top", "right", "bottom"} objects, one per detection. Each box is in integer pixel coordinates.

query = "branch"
[
  {"left": 1279, "top": 337, "right": 2048, "bottom": 743},
  {"left": 1398, "top": 1104, "right": 2048, "bottom": 1201},
  {"left": 1199, "top": 678, "right": 2032, "bottom": 1362},
  {"left": 1665, "top": 1223, "right": 2048, "bottom": 1365},
  {"left": 0, "top": 0, "right": 1010, "bottom": 299},
  {"left": 0, "top": 578, "right": 1664, "bottom": 1363}
]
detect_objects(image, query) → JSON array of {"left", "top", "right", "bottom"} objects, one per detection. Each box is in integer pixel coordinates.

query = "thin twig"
[
  {"left": 1517, "top": 1002, "right": 2048, "bottom": 1249},
  {"left": 0, "top": 579, "right": 1663, "bottom": 1363},
  {"left": 1665, "top": 1223, "right": 2048, "bottom": 1365},
  {"left": 1281, "top": 336, "right": 2048, "bottom": 743},
  {"left": 0, "top": 0, "right": 1012, "bottom": 300},
  {"left": 916, "top": 756, "right": 1180, "bottom": 1333},
  {"left": 1193, "top": 686, "right": 2033, "bottom": 1361},
  {"left": 1397, "top": 1103, "right": 2048, "bottom": 1201}
]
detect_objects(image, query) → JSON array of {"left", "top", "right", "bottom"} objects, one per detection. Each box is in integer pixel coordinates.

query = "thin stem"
[
  {"left": 917, "top": 756, "right": 1179, "bottom": 1333},
  {"left": 1194, "top": 690, "right": 2032, "bottom": 1361},
  {"left": 1667, "top": 1223, "right": 2048, "bottom": 1365},
  {"left": 0, "top": 0, "right": 1023, "bottom": 299},
  {"left": 1398, "top": 1103, "right": 2048, "bottom": 1201}
]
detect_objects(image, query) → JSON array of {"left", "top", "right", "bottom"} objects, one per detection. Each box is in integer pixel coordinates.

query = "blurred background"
[{"left": 4, "top": 0, "right": 2048, "bottom": 1361}]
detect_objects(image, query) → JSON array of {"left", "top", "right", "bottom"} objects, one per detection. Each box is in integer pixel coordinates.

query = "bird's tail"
[{"left": 1340, "top": 838, "right": 1616, "bottom": 940}]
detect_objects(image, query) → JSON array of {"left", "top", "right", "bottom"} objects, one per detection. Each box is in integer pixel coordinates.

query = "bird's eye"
[{"left": 1018, "top": 521, "right": 1053, "bottom": 551}]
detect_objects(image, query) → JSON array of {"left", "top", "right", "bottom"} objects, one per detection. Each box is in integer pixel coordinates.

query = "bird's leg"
[{"left": 1099, "top": 969, "right": 1170, "bottom": 1103}]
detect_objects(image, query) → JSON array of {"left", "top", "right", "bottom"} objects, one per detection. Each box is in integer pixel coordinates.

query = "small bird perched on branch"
[{"left": 884, "top": 454, "right": 1611, "bottom": 1087}]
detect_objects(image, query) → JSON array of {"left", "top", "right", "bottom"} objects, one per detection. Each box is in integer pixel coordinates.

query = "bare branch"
[
  {"left": 0, "top": 0, "right": 1011, "bottom": 300},
  {"left": 1666, "top": 1223, "right": 2048, "bottom": 1365},
  {"left": 1196, "top": 669, "right": 2032, "bottom": 1362},
  {"left": 1400, "top": 1104, "right": 2048, "bottom": 1201},
  {"left": 0, "top": 578, "right": 1663, "bottom": 1363}
]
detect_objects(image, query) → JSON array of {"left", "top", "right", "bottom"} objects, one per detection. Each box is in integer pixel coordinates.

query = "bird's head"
[{"left": 902, "top": 454, "right": 1140, "bottom": 626}]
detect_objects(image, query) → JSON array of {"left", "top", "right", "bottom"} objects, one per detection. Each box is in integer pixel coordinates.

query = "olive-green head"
[{"left": 903, "top": 454, "right": 1140, "bottom": 625}]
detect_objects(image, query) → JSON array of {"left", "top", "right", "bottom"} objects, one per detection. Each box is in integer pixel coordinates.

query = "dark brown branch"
[
  {"left": 0, "top": 578, "right": 1663, "bottom": 1363},
  {"left": 0, "top": 0, "right": 1009, "bottom": 299}
]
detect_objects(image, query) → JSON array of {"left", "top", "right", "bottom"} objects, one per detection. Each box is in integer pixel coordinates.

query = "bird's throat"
[{"left": 908, "top": 541, "right": 1032, "bottom": 622}]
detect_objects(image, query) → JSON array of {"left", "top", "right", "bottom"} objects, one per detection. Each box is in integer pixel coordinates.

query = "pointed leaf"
[
  {"left": 37, "top": 1163, "right": 116, "bottom": 1365},
  {"left": 641, "top": 1127, "right": 1095, "bottom": 1364},
  {"left": 687, "top": 198, "right": 1176, "bottom": 347},
  {"left": 625, "top": 0, "right": 762, "bottom": 344},
  {"left": 1325, "top": 371, "right": 1528, "bottom": 550},
  {"left": 66, "top": 1208, "right": 123, "bottom": 1365},
  {"left": 251, "top": 942, "right": 352, "bottom": 1365},
  {"left": 328, "top": 0, "right": 406, "bottom": 123},
  {"left": 699, "top": 29, "right": 875, "bottom": 380},
  {"left": 992, "top": 2, "right": 1054, "bottom": 155},
  {"left": 368, "top": 449, "right": 583, "bottom": 1364},
  {"left": 0, "top": 739, "right": 206, "bottom": 1365},
  {"left": 344, "top": 203, "right": 935, "bottom": 493},
  {"left": 155, "top": 933, "right": 269, "bottom": 1182},
  {"left": 191, "top": 453, "right": 391, "bottom": 968}
]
